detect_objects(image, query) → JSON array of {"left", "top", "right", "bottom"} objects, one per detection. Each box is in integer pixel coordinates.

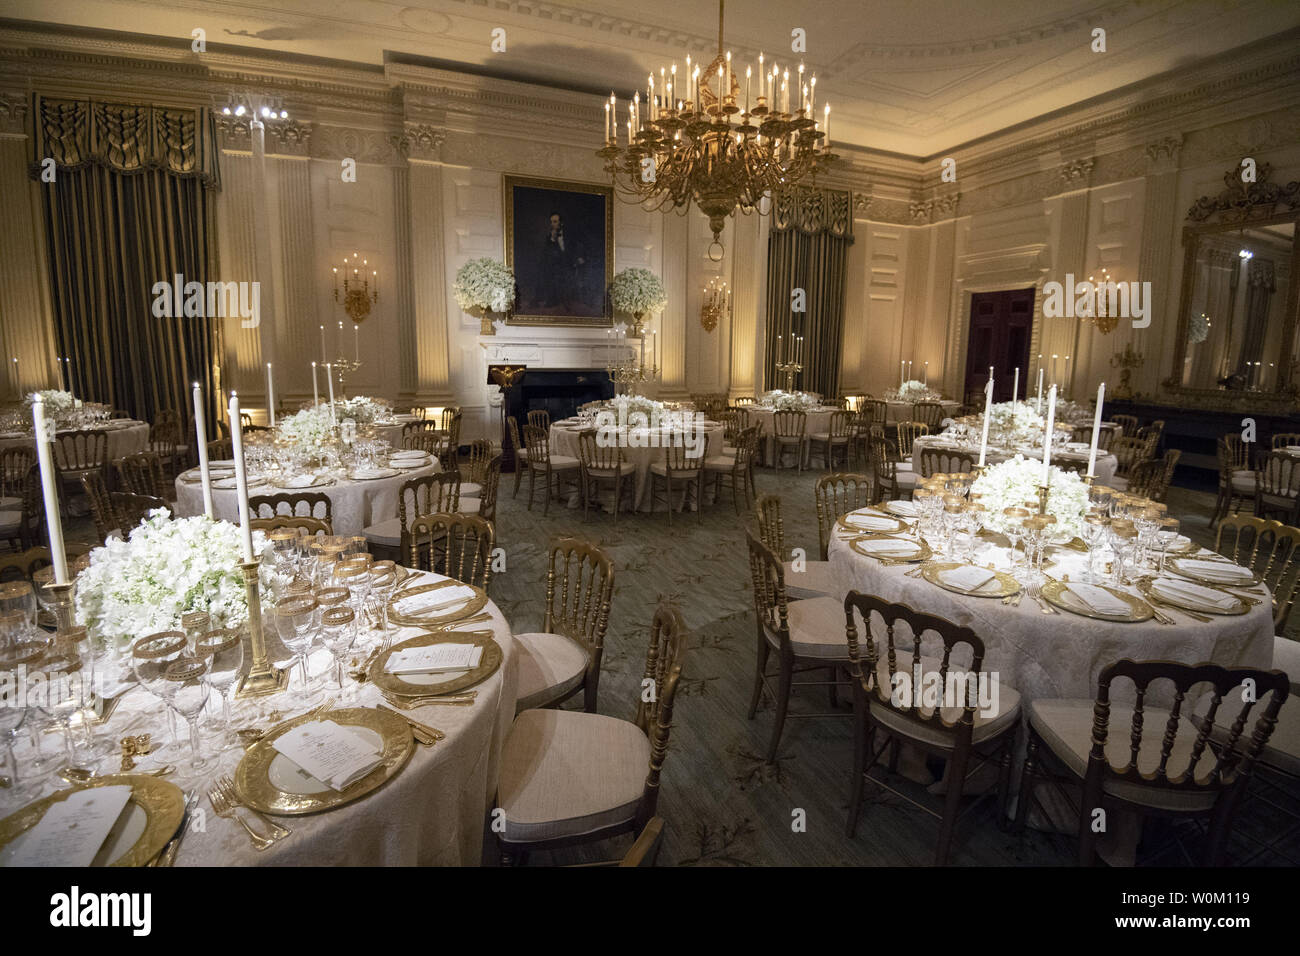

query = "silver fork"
[
  {"left": 217, "top": 775, "right": 291, "bottom": 841},
  {"left": 208, "top": 784, "right": 274, "bottom": 851}
]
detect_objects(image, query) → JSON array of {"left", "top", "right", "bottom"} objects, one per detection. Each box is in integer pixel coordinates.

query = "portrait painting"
[{"left": 504, "top": 175, "right": 613, "bottom": 326}]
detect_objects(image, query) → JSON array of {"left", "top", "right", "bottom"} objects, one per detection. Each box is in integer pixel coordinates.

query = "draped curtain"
[
  {"left": 31, "top": 96, "right": 222, "bottom": 429},
  {"left": 763, "top": 187, "right": 854, "bottom": 398}
]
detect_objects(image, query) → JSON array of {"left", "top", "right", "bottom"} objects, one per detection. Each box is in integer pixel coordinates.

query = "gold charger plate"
[
  {"left": 837, "top": 511, "right": 908, "bottom": 535},
  {"left": 1041, "top": 579, "right": 1153, "bottom": 623},
  {"left": 0, "top": 774, "right": 184, "bottom": 867},
  {"left": 849, "top": 533, "right": 932, "bottom": 564},
  {"left": 1136, "top": 578, "right": 1248, "bottom": 616},
  {"left": 921, "top": 562, "right": 1020, "bottom": 598},
  {"left": 388, "top": 578, "right": 489, "bottom": 627},
  {"left": 234, "top": 706, "right": 415, "bottom": 816},
  {"left": 368, "top": 630, "right": 503, "bottom": 697},
  {"left": 1167, "top": 557, "right": 1261, "bottom": 588}
]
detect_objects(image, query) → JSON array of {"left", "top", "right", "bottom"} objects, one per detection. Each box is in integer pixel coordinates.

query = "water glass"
[
  {"left": 157, "top": 656, "right": 212, "bottom": 770},
  {"left": 197, "top": 628, "right": 244, "bottom": 747}
]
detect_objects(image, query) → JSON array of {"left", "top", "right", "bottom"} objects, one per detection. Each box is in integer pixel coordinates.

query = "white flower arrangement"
[
  {"left": 984, "top": 400, "right": 1045, "bottom": 445},
  {"left": 760, "top": 389, "right": 817, "bottom": 412},
  {"left": 453, "top": 258, "right": 516, "bottom": 314},
  {"left": 27, "top": 389, "right": 76, "bottom": 422},
  {"left": 1053, "top": 400, "right": 1094, "bottom": 426},
  {"left": 1188, "top": 311, "right": 1210, "bottom": 345},
  {"left": 885, "top": 380, "right": 941, "bottom": 403},
  {"left": 276, "top": 405, "right": 336, "bottom": 448},
  {"left": 332, "top": 395, "right": 389, "bottom": 425},
  {"left": 74, "top": 512, "right": 273, "bottom": 650},
  {"left": 607, "top": 395, "right": 665, "bottom": 423},
  {"left": 608, "top": 268, "right": 667, "bottom": 316},
  {"left": 970, "top": 455, "right": 1090, "bottom": 541}
]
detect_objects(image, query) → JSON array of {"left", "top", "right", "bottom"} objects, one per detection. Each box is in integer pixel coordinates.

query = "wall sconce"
[{"left": 700, "top": 276, "right": 730, "bottom": 333}]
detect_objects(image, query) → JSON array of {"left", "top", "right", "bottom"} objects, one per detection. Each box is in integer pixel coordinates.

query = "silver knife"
[{"left": 154, "top": 787, "right": 199, "bottom": 867}]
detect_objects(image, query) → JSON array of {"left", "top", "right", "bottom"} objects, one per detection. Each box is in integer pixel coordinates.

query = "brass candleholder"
[
  {"left": 1036, "top": 483, "right": 1050, "bottom": 515},
  {"left": 41, "top": 582, "right": 77, "bottom": 632},
  {"left": 234, "top": 559, "right": 288, "bottom": 699},
  {"left": 775, "top": 361, "right": 803, "bottom": 391}
]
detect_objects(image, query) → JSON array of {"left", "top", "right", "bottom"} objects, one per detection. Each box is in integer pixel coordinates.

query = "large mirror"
[{"left": 1168, "top": 167, "right": 1300, "bottom": 408}]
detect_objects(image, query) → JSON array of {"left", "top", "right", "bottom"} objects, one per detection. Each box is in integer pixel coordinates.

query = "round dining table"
[
  {"left": 547, "top": 419, "right": 725, "bottom": 512},
  {"left": 744, "top": 405, "right": 839, "bottom": 467},
  {"left": 911, "top": 435, "right": 1120, "bottom": 486},
  {"left": 2, "top": 568, "right": 517, "bottom": 866},
  {"left": 173, "top": 461, "right": 439, "bottom": 536},
  {"left": 884, "top": 400, "right": 961, "bottom": 425},
  {"left": 0, "top": 420, "right": 150, "bottom": 460},
  {"left": 826, "top": 509, "right": 1274, "bottom": 707}
]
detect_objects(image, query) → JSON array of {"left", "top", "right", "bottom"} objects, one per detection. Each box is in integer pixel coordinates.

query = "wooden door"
[{"left": 964, "top": 288, "right": 1035, "bottom": 404}]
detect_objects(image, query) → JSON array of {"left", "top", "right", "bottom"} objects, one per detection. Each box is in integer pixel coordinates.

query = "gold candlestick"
[
  {"left": 1036, "top": 484, "right": 1050, "bottom": 515},
  {"left": 235, "top": 560, "right": 288, "bottom": 699}
]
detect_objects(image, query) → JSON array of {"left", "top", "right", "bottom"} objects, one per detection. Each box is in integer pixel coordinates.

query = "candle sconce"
[{"left": 700, "top": 277, "right": 730, "bottom": 333}]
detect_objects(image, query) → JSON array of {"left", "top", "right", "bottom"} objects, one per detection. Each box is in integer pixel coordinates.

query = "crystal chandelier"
[{"left": 597, "top": 0, "right": 836, "bottom": 260}]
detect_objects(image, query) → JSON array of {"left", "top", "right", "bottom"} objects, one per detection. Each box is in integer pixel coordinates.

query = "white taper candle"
[
  {"left": 978, "top": 377, "right": 993, "bottom": 467},
  {"left": 192, "top": 382, "right": 213, "bottom": 519},
  {"left": 31, "top": 396, "right": 68, "bottom": 584},
  {"left": 1042, "top": 385, "right": 1057, "bottom": 486},
  {"left": 228, "top": 393, "right": 255, "bottom": 563},
  {"left": 1087, "top": 382, "right": 1105, "bottom": 479},
  {"left": 265, "top": 363, "right": 275, "bottom": 427}
]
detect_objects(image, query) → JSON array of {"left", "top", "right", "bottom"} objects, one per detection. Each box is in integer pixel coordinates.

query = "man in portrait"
[{"left": 538, "top": 212, "right": 587, "bottom": 311}]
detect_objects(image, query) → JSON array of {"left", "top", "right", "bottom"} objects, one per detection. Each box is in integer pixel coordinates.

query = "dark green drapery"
[
  {"left": 763, "top": 187, "right": 854, "bottom": 398},
  {"left": 31, "top": 96, "right": 221, "bottom": 430}
]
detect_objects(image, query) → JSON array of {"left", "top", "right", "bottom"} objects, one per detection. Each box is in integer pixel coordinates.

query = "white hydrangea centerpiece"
[
  {"left": 27, "top": 389, "right": 77, "bottom": 424},
  {"left": 608, "top": 268, "right": 667, "bottom": 318},
  {"left": 886, "top": 380, "right": 941, "bottom": 403},
  {"left": 332, "top": 395, "right": 389, "bottom": 425},
  {"left": 453, "top": 259, "right": 516, "bottom": 335},
  {"left": 75, "top": 512, "right": 274, "bottom": 651},
  {"left": 760, "top": 389, "right": 817, "bottom": 412},
  {"left": 276, "top": 404, "right": 336, "bottom": 448},
  {"left": 969, "top": 455, "right": 1090, "bottom": 541}
]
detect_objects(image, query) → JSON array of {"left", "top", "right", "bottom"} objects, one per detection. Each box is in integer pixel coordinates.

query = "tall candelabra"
[
  {"left": 605, "top": 339, "right": 659, "bottom": 396},
  {"left": 775, "top": 360, "right": 802, "bottom": 392}
]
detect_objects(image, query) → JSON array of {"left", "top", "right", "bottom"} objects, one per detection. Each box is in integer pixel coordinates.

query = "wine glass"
[
  {"left": 28, "top": 648, "right": 88, "bottom": 769},
  {"left": 1108, "top": 521, "right": 1138, "bottom": 587},
  {"left": 157, "top": 656, "right": 212, "bottom": 770},
  {"left": 369, "top": 568, "right": 399, "bottom": 647},
  {"left": 196, "top": 628, "right": 244, "bottom": 748},
  {"left": 132, "top": 632, "right": 187, "bottom": 754},
  {"left": 331, "top": 560, "right": 371, "bottom": 628},
  {"left": 319, "top": 606, "right": 357, "bottom": 699},
  {"left": 0, "top": 610, "right": 27, "bottom": 652},
  {"left": 1082, "top": 513, "right": 1111, "bottom": 584},
  {"left": 181, "top": 611, "right": 210, "bottom": 655},
  {"left": 0, "top": 644, "right": 38, "bottom": 804},
  {"left": 0, "top": 581, "right": 37, "bottom": 631},
  {"left": 274, "top": 595, "right": 320, "bottom": 704},
  {"left": 1154, "top": 516, "right": 1181, "bottom": 573},
  {"left": 268, "top": 529, "right": 300, "bottom": 576},
  {"left": 1001, "top": 507, "right": 1032, "bottom": 577}
]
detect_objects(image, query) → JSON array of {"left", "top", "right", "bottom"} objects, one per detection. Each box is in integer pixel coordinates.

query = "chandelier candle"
[
  {"left": 1087, "top": 382, "right": 1106, "bottom": 479},
  {"left": 31, "top": 395, "right": 69, "bottom": 585},
  {"left": 192, "top": 382, "right": 214, "bottom": 519},
  {"left": 227, "top": 393, "right": 255, "bottom": 564},
  {"left": 978, "top": 377, "right": 993, "bottom": 467}
]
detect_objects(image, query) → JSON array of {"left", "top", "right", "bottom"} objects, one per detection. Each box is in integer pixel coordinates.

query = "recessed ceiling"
[{"left": 7, "top": 0, "right": 1300, "bottom": 154}]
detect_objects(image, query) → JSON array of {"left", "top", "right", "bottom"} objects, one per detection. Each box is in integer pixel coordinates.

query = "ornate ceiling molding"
[{"left": 909, "top": 193, "right": 962, "bottom": 224}]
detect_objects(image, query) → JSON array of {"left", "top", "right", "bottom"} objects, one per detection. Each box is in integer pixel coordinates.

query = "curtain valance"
[
  {"left": 31, "top": 96, "right": 221, "bottom": 187},
  {"left": 770, "top": 187, "right": 854, "bottom": 240}
]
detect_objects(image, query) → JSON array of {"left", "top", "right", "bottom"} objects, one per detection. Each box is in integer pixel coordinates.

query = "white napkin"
[
  {"left": 1176, "top": 559, "right": 1254, "bottom": 584},
  {"left": 279, "top": 474, "right": 319, "bottom": 489},
  {"left": 1066, "top": 583, "right": 1131, "bottom": 615},
  {"left": 844, "top": 513, "right": 899, "bottom": 531},
  {"left": 1153, "top": 577, "right": 1238, "bottom": 611},
  {"left": 386, "top": 643, "right": 484, "bottom": 675},
  {"left": 351, "top": 467, "right": 396, "bottom": 480},
  {"left": 393, "top": 585, "right": 476, "bottom": 616},
  {"left": 209, "top": 459, "right": 236, "bottom": 467},
  {"left": 941, "top": 566, "right": 997, "bottom": 593},
  {"left": 272, "top": 720, "right": 383, "bottom": 791},
  {"left": 886, "top": 500, "right": 919, "bottom": 517},
  {"left": 390, "top": 449, "right": 427, "bottom": 459},
  {"left": 859, "top": 539, "right": 919, "bottom": 557},
  {"left": 8, "top": 785, "right": 134, "bottom": 867}
]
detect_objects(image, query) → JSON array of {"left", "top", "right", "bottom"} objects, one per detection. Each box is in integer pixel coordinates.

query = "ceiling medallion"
[{"left": 597, "top": 0, "right": 836, "bottom": 260}]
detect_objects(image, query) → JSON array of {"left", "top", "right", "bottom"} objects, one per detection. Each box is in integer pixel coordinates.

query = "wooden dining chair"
[
  {"left": 526, "top": 409, "right": 551, "bottom": 431},
  {"left": 813, "top": 473, "right": 875, "bottom": 561},
  {"left": 53, "top": 429, "right": 108, "bottom": 493},
  {"left": 869, "top": 437, "right": 917, "bottom": 502},
  {"left": 844, "top": 591, "right": 1021, "bottom": 865},
  {"left": 513, "top": 535, "right": 615, "bottom": 714},
  {"left": 80, "top": 472, "right": 118, "bottom": 542},
  {"left": 1212, "top": 434, "right": 1255, "bottom": 527},
  {"left": 756, "top": 493, "right": 837, "bottom": 601},
  {"left": 895, "top": 421, "right": 929, "bottom": 461},
  {"left": 912, "top": 401, "right": 945, "bottom": 431},
  {"left": 506, "top": 416, "right": 530, "bottom": 499},
  {"left": 0, "top": 546, "right": 53, "bottom": 584},
  {"left": 0, "top": 447, "right": 35, "bottom": 509},
  {"left": 109, "top": 491, "right": 168, "bottom": 537},
  {"left": 439, "top": 406, "right": 462, "bottom": 433},
  {"left": 249, "top": 512, "right": 331, "bottom": 538},
  {"left": 1273, "top": 432, "right": 1300, "bottom": 450},
  {"left": 704, "top": 424, "right": 759, "bottom": 514},
  {"left": 115, "top": 451, "right": 172, "bottom": 502},
  {"left": 746, "top": 529, "right": 853, "bottom": 761},
  {"left": 1, "top": 465, "right": 43, "bottom": 551},
  {"left": 1111, "top": 413, "right": 1139, "bottom": 436},
  {"left": 206, "top": 437, "right": 234, "bottom": 461},
  {"left": 523, "top": 423, "right": 580, "bottom": 515},
  {"left": 1256, "top": 451, "right": 1300, "bottom": 525},
  {"left": 918, "top": 447, "right": 977, "bottom": 480},
  {"left": 1016, "top": 658, "right": 1288, "bottom": 866},
  {"left": 808, "top": 410, "right": 854, "bottom": 471},
  {"left": 473, "top": 454, "right": 503, "bottom": 523},
  {"left": 497, "top": 598, "right": 684, "bottom": 864},
  {"left": 1214, "top": 515, "right": 1300, "bottom": 633},
  {"left": 249, "top": 491, "right": 333, "bottom": 528},
  {"left": 648, "top": 432, "right": 710, "bottom": 524},
  {"left": 407, "top": 512, "right": 494, "bottom": 589},
  {"left": 576, "top": 429, "right": 634, "bottom": 523},
  {"left": 770, "top": 410, "right": 808, "bottom": 471},
  {"left": 460, "top": 439, "right": 493, "bottom": 489}
]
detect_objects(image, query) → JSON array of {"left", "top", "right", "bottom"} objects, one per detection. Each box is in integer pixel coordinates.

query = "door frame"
[{"left": 943, "top": 270, "right": 1051, "bottom": 403}]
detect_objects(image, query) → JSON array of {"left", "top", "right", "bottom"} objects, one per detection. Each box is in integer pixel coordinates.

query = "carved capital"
[
  {"left": 1143, "top": 135, "right": 1183, "bottom": 173},
  {"left": 0, "top": 93, "right": 29, "bottom": 136},
  {"left": 1057, "top": 158, "right": 1095, "bottom": 189},
  {"left": 215, "top": 116, "right": 251, "bottom": 149},
  {"left": 392, "top": 123, "right": 445, "bottom": 162},
  {"left": 267, "top": 120, "right": 313, "bottom": 156}
]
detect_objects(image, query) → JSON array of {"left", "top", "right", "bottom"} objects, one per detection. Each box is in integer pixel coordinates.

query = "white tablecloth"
[
  {"left": 884, "top": 400, "right": 961, "bottom": 425},
  {"left": 911, "top": 435, "right": 1119, "bottom": 486},
  {"left": 745, "top": 406, "right": 838, "bottom": 467},
  {"left": 0, "top": 421, "right": 150, "bottom": 461},
  {"left": 14, "top": 569, "right": 516, "bottom": 866},
  {"left": 548, "top": 421, "right": 725, "bottom": 511},
  {"left": 826, "top": 515, "right": 1273, "bottom": 706},
  {"left": 174, "top": 462, "right": 439, "bottom": 536}
]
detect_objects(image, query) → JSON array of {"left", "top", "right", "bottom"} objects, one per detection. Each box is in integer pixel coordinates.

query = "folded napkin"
[
  {"left": 1286, "top": 445, "right": 1300, "bottom": 454},
  {"left": 859, "top": 539, "right": 920, "bottom": 557},
  {"left": 350, "top": 467, "right": 396, "bottom": 480},
  {"left": 272, "top": 720, "right": 383, "bottom": 791},
  {"left": 1176, "top": 559, "right": 1253, "bottom": 584},
  {"left": 386, "top": 643, "right": 484, "bottom": 675},
  {"left": 1066, "top": 583, "right": 1131, "bottom": 615},
  {"left": 844, "top": 513, "right": 899, "bottom": 531},
  {"left": 886, "top": 500, "right": 919, "bottom": 517},
  {"left": 278, "top": 474, "right": 320, "bottom": 489},
  {"left": 391, "top": 449, "right": 428, "bottom": 459},
  {"left": 941, "top": 566, "right": 997, "bottom": 593},
  {"left": 393, "top": 585, "right": 476, "bottom": 616},
  {"left": 1153, "top": 577, "right": 1238, "bottom": 611}
]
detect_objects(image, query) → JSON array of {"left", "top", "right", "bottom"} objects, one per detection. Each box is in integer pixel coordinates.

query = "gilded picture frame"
[{"left": 503, "top": 174, "right": 614, "bottom": 327}]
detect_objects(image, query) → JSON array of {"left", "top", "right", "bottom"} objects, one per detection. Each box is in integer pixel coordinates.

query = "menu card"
[
  {"left": 9, "top": 785, "right": 134, "bottom": 867},
  {"left": 942, "top": 566, "right": 996, "bottom": 592},
  {"left": 1153, "top": 577, "right": 1238, "bottom": 611},
  {"left": 886, "top": 500, "right": 919, "bottom": 517},
  {"left": 1066, "top": 583, "right": 1131, "bottom": 615},
  {"left": 386, "top": 643, "right": 483, "bottom": 675},
  {"left": 844, "top": 514, "right": 899, "bottom": 531},
  {"left": 393, "top": 585, "right": 476, "bottom": 616},
  {"left": 1176, "top": 559, "right": 1253, "bottom": 583},
  {"left": 859, "top": 539, "right": 919, "bottom": 556},
  {"left": 272, "top": 720, "right": 383, "bottom": 791}
]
